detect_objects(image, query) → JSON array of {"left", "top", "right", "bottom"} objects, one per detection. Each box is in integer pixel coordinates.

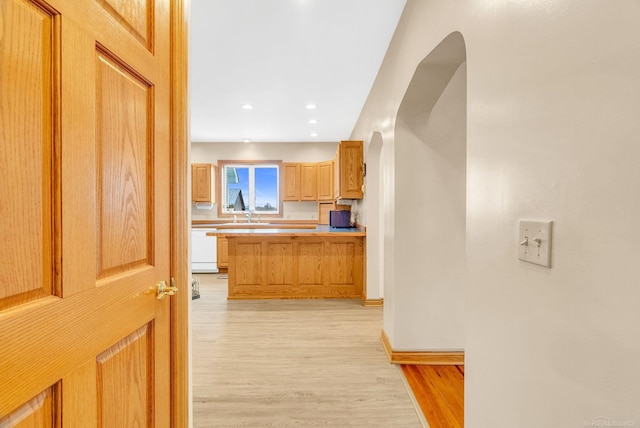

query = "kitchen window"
[{"left": 219, "top": 161, "right": 281, "bottom": 215}]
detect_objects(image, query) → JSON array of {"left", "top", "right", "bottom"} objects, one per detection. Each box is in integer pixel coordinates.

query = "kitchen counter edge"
[{"left": 206, "top": 226, "right": 365, "bottom": 237}]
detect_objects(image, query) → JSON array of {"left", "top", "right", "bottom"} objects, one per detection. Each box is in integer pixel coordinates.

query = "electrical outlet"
[{"left": 518, "top": 220, "right": 552, "bottom": 267}]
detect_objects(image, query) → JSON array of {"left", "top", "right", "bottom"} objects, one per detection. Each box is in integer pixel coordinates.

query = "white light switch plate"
[{"left": 518, "top": 220, "right": 552, "bottom": 267}]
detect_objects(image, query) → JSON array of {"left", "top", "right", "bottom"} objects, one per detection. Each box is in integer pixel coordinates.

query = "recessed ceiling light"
[
  {"left": 310, "top": 132, "right": 318, "bottom": 137},
  {"left": 305, "top": 104, "right": 316, "bottom": 110},
  {"left": 308, "top": 119, "right": 318, "bottom": 124},
  {"left": 242, "top": 139, "right": 251, "bottom": 143},
  {"left": 241, "top": 104, "right": 253, "bottom": 110}
]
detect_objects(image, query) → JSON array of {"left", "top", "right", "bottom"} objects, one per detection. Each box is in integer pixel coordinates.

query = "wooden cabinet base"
[{"left": 227, "top": 236, "right": 363, "bottom": 299}]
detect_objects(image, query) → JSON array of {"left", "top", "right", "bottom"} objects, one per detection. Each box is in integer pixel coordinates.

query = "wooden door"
[{"left": 0, "top": 0, "right": 180, "bottom": 426}]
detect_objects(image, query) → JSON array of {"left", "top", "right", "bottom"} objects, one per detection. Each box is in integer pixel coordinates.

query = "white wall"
[
  {"left": 352, "top": 1, "right": 640, "bottom": 426},
  {"left": 364, "top": 133, "right": 384, "bottom": 300},
  {"left": 191, "top": 142, "right": 337, "bottom": 220}
]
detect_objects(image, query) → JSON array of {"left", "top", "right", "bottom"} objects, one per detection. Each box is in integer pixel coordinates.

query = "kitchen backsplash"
[{"left": 191, "top": 201, "right": 319, "bottom": 221}]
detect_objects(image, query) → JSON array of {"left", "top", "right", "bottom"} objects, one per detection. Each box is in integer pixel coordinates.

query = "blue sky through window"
[
  {"left": 223, "top": 164, "right": 279, "bottom": 213},
  {"left": 255, "top": 167, "right": 277, "bottom": 211}
]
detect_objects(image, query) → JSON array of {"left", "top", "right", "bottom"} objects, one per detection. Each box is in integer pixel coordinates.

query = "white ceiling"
[{"left": 189, "top": 0, "right": 407, "bottom": 143}]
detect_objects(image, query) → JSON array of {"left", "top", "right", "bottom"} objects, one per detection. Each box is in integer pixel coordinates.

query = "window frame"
[{"left": 217, "top": 160, "right": 283, "bottom": 218}]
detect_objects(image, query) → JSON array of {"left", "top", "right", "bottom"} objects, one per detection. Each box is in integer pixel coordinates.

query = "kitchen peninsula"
[{"left": 207, "top": 225, "right": 365, "bottom": 300}]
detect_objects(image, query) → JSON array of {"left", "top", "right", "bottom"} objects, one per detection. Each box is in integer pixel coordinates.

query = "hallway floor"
[
  {"left": 192, "top": 274, "right": 424, "bottom": 427},
  {"left": 402, "top": 365, "right": 464, "bottom": 428}
]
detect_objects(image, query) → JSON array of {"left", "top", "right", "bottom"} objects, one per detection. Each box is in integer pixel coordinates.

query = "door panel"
[
  {"left": 96, "top": 324, "right": 154, "bottom": 426},
  {"left": 0, "top": 0, "right": 58, "bottom": 309},
  {"left": 97, "top": 0, "right": 153, "bottom": 48},
  {"left": 95, "top": 48, "right": 154, "bottom": 279},
  {"left": 0, "top": 388, "right": 57, "bottom": 428},
  {"left": 0, "top": 0, "right": 174, "bottom": 425},
  {"left": 61, "top": 360, "right": 97, "bottom": 428}
]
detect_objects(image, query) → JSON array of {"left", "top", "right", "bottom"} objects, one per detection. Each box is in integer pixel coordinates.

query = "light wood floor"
[
  {"left": 192, "top": 274, "right": 424, "bottom": 427},
  {"left": 401, "top": 365, "right": 464, "bottom": 428}
]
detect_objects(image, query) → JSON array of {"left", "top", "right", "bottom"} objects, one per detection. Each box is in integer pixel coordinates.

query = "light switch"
[{"left": 518, "top": 220, "right": 552, "bottom": 267}]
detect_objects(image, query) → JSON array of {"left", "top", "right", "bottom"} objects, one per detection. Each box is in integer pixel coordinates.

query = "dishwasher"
[{"left": 191, "top": 228, "right": 218, "bottom": 273}]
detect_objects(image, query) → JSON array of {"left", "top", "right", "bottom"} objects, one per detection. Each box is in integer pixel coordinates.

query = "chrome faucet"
[{"left": 245, "top": 210, "right": 252, "bottom": 223}]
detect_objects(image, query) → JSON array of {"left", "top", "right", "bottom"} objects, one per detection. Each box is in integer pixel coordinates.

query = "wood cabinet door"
[
  {"left": 300, "top": 163, "right": 317, "bottom": 201},
  {"left": 282, "top": 162, "right": 301, "bottom": 201},
  {"left": 218, "top": 237, "right": 229, "bottom": 268},
  {"left": 318, "top": 202, "right": 333, "bottom": 225},
  {"left": 334, "top": 144, "right": 341, "bottom": 198},
  {"left": 338, "top": 140, "right": 364, "bottom": 199},
  {"left": 0, "top": 0, "right": 177, "bottom": 425},
  {"left": 192, "top": 163, "right": 213, "bottom": 202},
  {"left": 317, "top": 160, "right": 334, "bottom": 201}
]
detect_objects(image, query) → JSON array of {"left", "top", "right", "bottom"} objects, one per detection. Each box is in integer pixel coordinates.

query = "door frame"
[{"left": 170, "top": 0, "right": 190, "bottom": 425}]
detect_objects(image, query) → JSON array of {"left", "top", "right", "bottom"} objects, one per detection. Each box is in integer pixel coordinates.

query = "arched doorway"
[{"left": 386, "top": 32, "right": 467, "bottom": 352}]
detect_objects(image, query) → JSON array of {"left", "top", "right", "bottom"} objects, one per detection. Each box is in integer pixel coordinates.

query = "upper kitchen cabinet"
[
  {"left": 282, "top": 144, "right": 360, "bottom": 202},
  {"left": 334, "top": 140, "right": 364, "bottom": 199},
  {"left": 283, "top": 162, "right": 317, "bottom": 201},
  {"left": 282, "top": 162, "right": 301, "bottom": 201},
  {"left": 317, "top": 160, "right": 334, "bottom": 201},
  {"left": 191, "top": 163, "right": 216, "bottom": 203},
  {"left": 300, "top": 163, "right": 317, "bottom": 201}
]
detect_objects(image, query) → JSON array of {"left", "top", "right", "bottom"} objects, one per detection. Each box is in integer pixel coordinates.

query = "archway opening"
[{"left": 388, "top": 32, "right": 467, "bottom": 350}]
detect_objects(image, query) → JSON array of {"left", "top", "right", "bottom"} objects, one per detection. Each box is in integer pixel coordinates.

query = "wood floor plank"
[
  {"left": 424, "top": 365, "right": 464, "bottom": 424},
  {"left": 192, "top": 274, "right": 422, "bottom": 427},
  {"left": 402, "top": 364, "right": 464, "bottom": 428}
]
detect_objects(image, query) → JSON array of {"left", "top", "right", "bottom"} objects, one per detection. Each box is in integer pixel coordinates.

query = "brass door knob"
[{"left": 156, "top": 280, "right": 178, "bottom": 300}]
